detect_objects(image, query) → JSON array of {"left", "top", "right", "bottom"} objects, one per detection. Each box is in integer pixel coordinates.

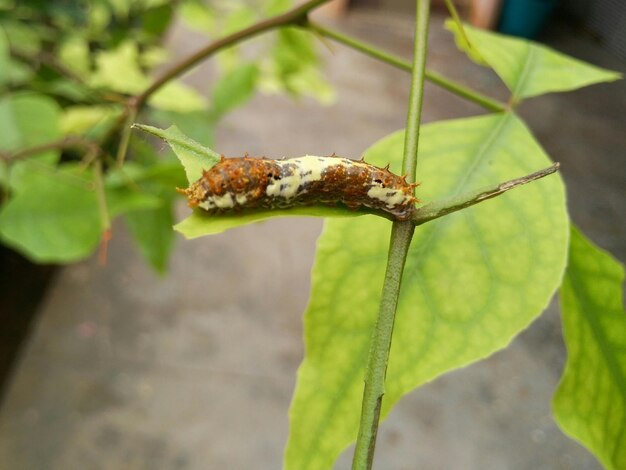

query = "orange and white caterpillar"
[{"left": 178, "top": 155, "right": 418, "bottom": 220}]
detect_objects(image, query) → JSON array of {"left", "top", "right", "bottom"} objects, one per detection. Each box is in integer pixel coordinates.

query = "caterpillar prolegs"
[{"left": 178, "top": 155, "right": 419, "bottom": 220}]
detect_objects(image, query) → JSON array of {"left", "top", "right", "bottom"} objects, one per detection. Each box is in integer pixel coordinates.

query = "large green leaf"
[
  {"left": 553, "top": 227, "right": 626, "bottom": 470},
  {"left": 285, "top": 113, "right": 569, "bottom": 469},
  {"left": 446, "top": 21, "right": 621, "bottom": 101}
]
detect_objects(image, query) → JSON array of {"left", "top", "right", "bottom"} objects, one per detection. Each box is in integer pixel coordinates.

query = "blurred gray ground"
[{"left": 1, "top": 9, "right": 625, "bottom": 470}]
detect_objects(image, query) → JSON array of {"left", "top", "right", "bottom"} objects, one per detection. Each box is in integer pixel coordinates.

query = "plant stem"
[
  {"left": 352, "top": 1, "right": 430, "bottom": 469},
  {"left": 116, "top": 104, "right": 138, "bottom": 167},
  {"left": 135, "top": 0, "right": 333, "bottom": 108},
  {"left": 412, "top": 163, "right": 560, "bottom": 226},
  {"left": 0, "top": 137, "right": 100, "bottom": 162},
  {"left": 307, "top": 21, "right": 506, "bottom": 113}
]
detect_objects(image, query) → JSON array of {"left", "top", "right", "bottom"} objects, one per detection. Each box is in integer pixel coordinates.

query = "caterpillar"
[{"left": 178, "top": 155, "right": 418, "bottom": 221}]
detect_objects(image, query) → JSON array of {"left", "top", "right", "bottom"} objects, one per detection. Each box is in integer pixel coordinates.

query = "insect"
[{"left": 178, "top": 155, "right": 419, "bottom": 220}]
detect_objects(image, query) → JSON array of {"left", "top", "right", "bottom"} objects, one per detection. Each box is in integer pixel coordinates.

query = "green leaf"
[
  {"left": 58, "top": 35, "right": 91, "bottom": 79},
  {"left": 179, "top": 1, "right": 216, "bottom": 35},
  {"left": 132, "top": 124, "right": 220, "bottom": 183},
  {"left": 446, "top": 21, "right": 622, "bottom": 101},
  {"left": 210, "top": 62, "right": 259, "bottom": 120},
  {"left": 0, "top": 92, "right": 61, "bottom": 154},
  {"left": 148, "top": 81, "right": 207, "bottom": 113},
  {"left": 150, "top": 108, "right": 215, "bottom": 147},
  {"left": 0, "top": 92, "right": 62, "bottom": 189},
  {"left": 262, "top": 27, "right": 335, "bottom": 103},
  {"left": 1, "top": 21, "right": 41, "bottom": 57},
  {"left": 125, "top": 202, "right": 175, "bottom": 273},
  {"left": 0, "top": 27, "right": 10, "bottom": 87},
  {"left": 223, "top": 5, "right": 256, "bottom": 35},
  {"left": 285, "top": 113, "right": 569, "bottom": 469},
  {"left": 90, "top": 40, "right": 149, "bottom": 94},
  {"left": 553, "top": 227, "right": 626, "bottom": 470},
  {"left": 0, "top": 164, "right": 101, "bottom": 262},
  {"left": 0, "top": 162, "right": 162, "bottom": 263},
  {"left": 60, "top": 105, "right": 122, "bottom": 137},
  {"left": 175, "top": 206, "right": 361, "bottom": 238}
]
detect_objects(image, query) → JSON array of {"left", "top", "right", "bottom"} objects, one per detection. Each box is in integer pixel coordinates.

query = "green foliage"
[
  {"left": 553, "top": 227, "right": 626, "bottom": 470},
  {"left": 446, "top": 21, "right": 622, "bottom": 101},
  {"left": 0, "top": 0, "right": 327, "bottom": 268},
  {"left": 285, "top": 114, "right": 569, "bottom": 469},
  {"left": 0, "top": 163, "right": 161, "bottom": 262}
]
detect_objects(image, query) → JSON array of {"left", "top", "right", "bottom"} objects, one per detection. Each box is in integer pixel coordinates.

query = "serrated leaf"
[
  {"left": 446, "top": 20, "right": 622, "bottom": 101},
  {"left": 286, "top": 113, "right": 569, "bottom": 469},
  {"left": 133, "top": 123, "right": 220, "bottom": 183},
  {"left": 210, "top": 62, "right": 259, "bottom": 120},
  {"left": 553, "top": 227, "right": 626, "bottom": 470}
]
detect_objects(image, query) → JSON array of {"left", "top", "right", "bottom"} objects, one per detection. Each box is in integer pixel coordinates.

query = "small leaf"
[
  {"left": 132, "top": 124, "right": 220, "bottom": 183},
  {"left": 210, "top": 62, "right": 259, "bottom": 120},
  {"left": 553, "top": 227, "right": 626, "bottom": 470},
  {"left": 286, "top": 114, "right": 569, "bottom": 469},
  {"left": 446, "top": 20, "right": 622, "bottom": 101}
]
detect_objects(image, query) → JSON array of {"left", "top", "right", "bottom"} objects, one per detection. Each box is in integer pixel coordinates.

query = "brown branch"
[{"left": 412, "top": 163, "right": 560, "bottom": 226}]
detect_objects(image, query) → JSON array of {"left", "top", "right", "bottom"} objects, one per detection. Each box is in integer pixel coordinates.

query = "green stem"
[
  {"left": 307, "top": 21, "right": 506, "bottom": 113},
  {"left": 135, "top": 0, "right": 333, "bottom": 108},
  {"left": 351, "top": 1, "right": 430, "bottom": 469},
  {"left": 115, "top": 105, "right": 138, "bottom": 167}
]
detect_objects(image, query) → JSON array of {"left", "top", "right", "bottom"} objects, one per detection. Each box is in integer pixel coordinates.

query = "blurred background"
[{"left": 0, "top": 0, "right": 624, "bottom": 468}]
